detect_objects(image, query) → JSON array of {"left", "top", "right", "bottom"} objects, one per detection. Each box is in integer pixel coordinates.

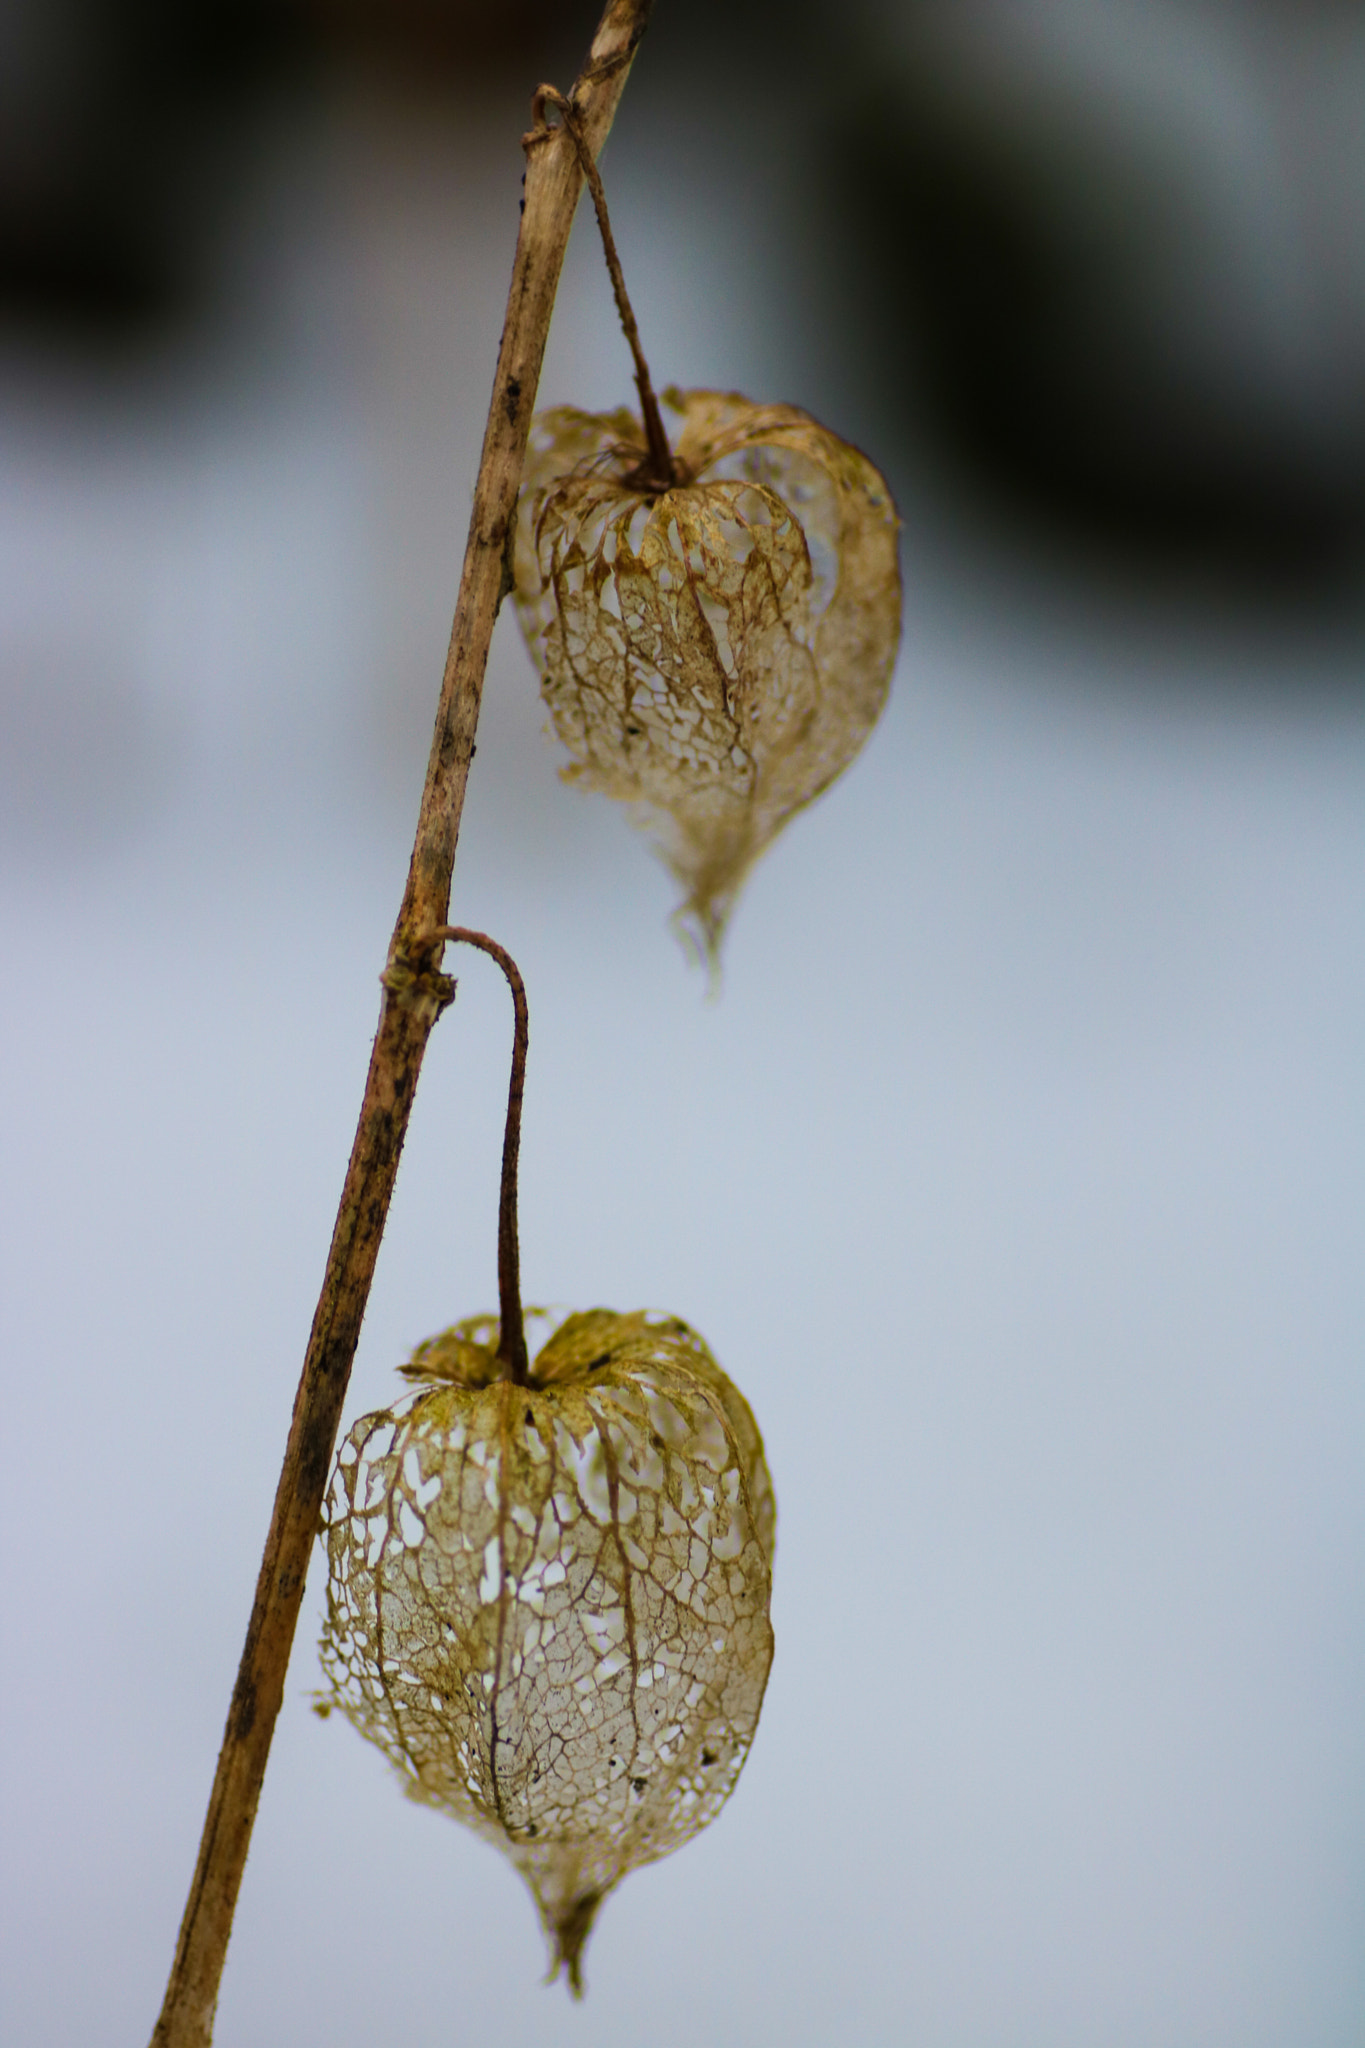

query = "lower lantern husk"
[{"left": 319, "top": 1307, "right": 775, "bottom": 1992}]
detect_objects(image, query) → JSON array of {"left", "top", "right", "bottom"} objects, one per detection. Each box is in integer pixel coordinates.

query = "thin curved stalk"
[{"left": 428, "top": 928, "right": 530, "bottom": 1385}]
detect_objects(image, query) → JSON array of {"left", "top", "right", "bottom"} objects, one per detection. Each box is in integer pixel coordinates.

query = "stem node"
[{"left": 380, "top": 954, "right": 456, "bottom": 1019}]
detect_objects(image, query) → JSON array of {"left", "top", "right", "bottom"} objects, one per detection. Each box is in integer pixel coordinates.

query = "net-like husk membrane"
[
  {"left": 319, "top": 1308, "right": 775, "bottom": 1993},
  {"left": 514, "top": 387, "right": 901, "bottom": 962}
]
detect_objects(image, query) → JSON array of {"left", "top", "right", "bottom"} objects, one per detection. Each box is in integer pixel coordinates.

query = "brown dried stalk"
[
  {"left": 527, "top": 84, "right": 676, "bottom": 489},
  {"left": 427, "top": 927, "right": 531, "bottom": 1387},
  {"left": 149, "top": 6, "right": 652, "bottom": 2041}
]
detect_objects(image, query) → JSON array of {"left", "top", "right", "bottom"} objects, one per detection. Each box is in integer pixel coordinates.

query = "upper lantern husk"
[
  {"left": 318, "top": 1308, "right": 775, "bottom": 1994},
  {"left": 514, "top": 387, "right": 902, "bottom": 966}
]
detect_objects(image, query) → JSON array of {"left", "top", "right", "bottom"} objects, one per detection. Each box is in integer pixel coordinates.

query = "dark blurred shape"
[
  {"left": 291, "top": 0, "right": 579, "bottom": 74},
  {"left": 825, "top": 26, "right": 1365, "bottom": 597},
  {"left": 0, "top": 0, "right": 318, "bottom": 333},
  {"left": 0, "top": 0, "right": 572, "bottom": 340}
]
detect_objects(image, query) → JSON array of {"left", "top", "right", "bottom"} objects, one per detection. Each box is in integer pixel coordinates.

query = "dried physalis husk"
[
  {"left": 319, "top": 1305, "right": 775, "bottom": 1994},
  {"left": 514, "top": 386, "right": 901, "bottom": 963}
]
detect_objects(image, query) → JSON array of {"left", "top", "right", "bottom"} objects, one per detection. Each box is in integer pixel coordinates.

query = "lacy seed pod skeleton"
[
  {"left": 317, "top": 931, "right": 775, "bottom": 1993},
  {"left": 516, "top": 388, "right": 901, "bottom": 962},
  {"left": 514, "top": 90, "right": 901, "bottom": 965}
]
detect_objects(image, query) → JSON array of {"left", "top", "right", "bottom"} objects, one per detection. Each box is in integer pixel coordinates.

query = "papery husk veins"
[
  {"left": 319, "top": 1306, "right": 775, "bottom": 1994},
  {"left": 514, "top": 387, "right": 902, "bottom": 963}
]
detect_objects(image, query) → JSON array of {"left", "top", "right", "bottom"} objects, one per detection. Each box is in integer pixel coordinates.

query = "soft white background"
[{"left": 2, "top": 9, "right": 1362, "bottom": 2044}]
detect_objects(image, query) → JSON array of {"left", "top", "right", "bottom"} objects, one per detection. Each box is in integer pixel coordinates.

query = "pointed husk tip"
[{"left": 546, "top": 1887, "right": 605, "bottom": 1998}]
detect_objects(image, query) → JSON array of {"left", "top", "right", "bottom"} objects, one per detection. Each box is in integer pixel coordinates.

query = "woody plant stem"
[{"left": 150, "top": 5, "right": 652, "bottom": 2041}]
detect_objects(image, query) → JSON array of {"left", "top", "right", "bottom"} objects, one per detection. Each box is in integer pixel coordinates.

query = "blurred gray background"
[{"left": 1, "top": 2, "right": 1362, "bottom": 2043}]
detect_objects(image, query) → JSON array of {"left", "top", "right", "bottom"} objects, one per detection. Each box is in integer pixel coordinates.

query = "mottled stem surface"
[{"left": 149, "top": 6, "right": 652, "bottom": 2042}]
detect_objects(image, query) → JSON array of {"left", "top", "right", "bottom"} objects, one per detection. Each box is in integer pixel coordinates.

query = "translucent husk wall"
[{"left": 320, "top": 1308, "right": 776, "bottom": 1991}]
